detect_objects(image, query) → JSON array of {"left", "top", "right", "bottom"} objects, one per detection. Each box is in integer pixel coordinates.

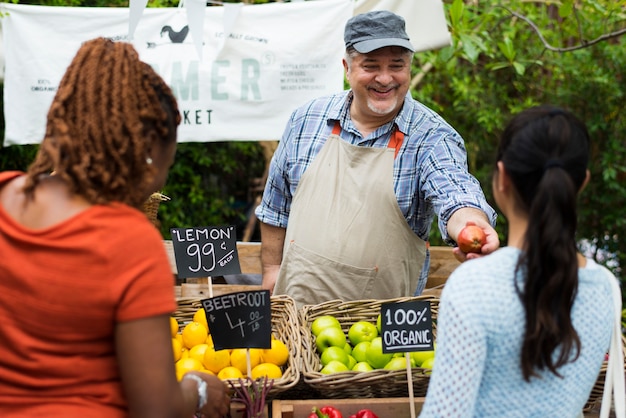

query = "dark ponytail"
[{"left": 496, "top": 105, "right": 590, "bottom": 381}]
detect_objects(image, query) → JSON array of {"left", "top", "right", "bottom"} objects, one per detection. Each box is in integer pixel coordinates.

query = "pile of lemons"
[{"left": 171, "top": 308, "right": 290, "bottom": 382}]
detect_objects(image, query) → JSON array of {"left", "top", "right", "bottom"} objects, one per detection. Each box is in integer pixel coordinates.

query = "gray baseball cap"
[{"left": 344, "top": 10, "right": 414, "bottom": 54}]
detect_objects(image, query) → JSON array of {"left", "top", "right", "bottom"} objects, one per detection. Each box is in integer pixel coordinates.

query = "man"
[{"left": 255, "top": 10, "right": 499, "bottom": 308}]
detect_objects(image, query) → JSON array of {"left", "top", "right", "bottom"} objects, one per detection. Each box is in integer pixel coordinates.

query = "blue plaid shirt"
[{"left": 255, "top": 90, "right": 496, "bottom": 244}]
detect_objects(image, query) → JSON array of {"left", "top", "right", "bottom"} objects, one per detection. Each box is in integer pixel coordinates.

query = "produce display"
[
  {"left": 170, "top": 308, "right": 289, "bottom": 381},
  {"left": 310, "top": 314, "right": 436, "bottom": 373},
  {"left": 165, "top": 243, "right": 619, "bottom": 413}
]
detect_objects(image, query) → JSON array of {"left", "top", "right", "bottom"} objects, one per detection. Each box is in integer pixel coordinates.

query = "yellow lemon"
[
  {"left": 175, "top": 357, "right": 204, "bottom": 381},
  {"left": 202, "top": 346, "right": 231, "bottom": 374},
  {"left": 251, "top": 362, "right": 283, "bottom": 380},
  {"left": 170, "top": 317, "right": 179, "bottom": 338},
  {"left": 188, "top": 344, "right": 209, "bottom": 364},
  {"left": 230, "top": 348, "right": 262, "bottom": 375},
  {"left": 175, "top": 333, "right": 183, "bottom": 344},
  {"left": 198, "top": 368, "right": 216, "bottom": 376},
  {"left": 193, "top": 308, "right": 209, "bottom": 332},
  {"left": 261, "top": 339, "right": 289, "bottom": 367},
  {"left": 182, "top": 321, "right": 208, "bottom": 349},
  {"left": 217, "top": 366, "right": 244, "bottom": 380},
  {"left": 205, "top": 334, "right": 214, "bottom": 348},
  {"left": 172, "top": 338, "right": 183, "bottom": 362}
]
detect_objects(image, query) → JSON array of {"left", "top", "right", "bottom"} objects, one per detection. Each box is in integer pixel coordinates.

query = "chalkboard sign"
[
  {"left": 201, "top": 290, "right": 272, "bottom": 350},
  {"left": 170, "top": 225, "right": 241, "bottom": 278},
  {"left": 380, "top": 300, "right": 434, "bottom": 354}
]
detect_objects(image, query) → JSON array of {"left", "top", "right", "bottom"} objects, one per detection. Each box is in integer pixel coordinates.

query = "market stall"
[{"left": 165, "top": 238, "right": 621, "bottom": 417}]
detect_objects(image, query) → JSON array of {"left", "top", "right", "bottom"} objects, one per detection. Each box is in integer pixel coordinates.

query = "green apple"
[
  {"left": 320, "top": 346, "right": 350, "bottom": 367},
  {"left": 420, "top": 356, "right": 435, "bottom": 373},
  {"left": 315, "top": 326, "right": 347, "bottom": 353},
  {"left": 352, "top": 361, "right": 374, "bottom": 372},
  {"left": 348, "top": 320, "right": 378, "bottom": 346},
  {"left": 346, "top": 354, "right": 357, "bottom": 370},
  {"left": 343, "top": 342, "right": 352, "bottom": 355},
  {"left": 383, "top": 356, "right": 408, "bottom": 370},
  {"left": 320, "top": 360, "right": 349, "bottom": 374},
  {"left": 410, "top": 345, "right": 436, "bottom": 367},
  {"left": 376, "top": 314, "right": 382, "bottom": 334},
  {"left": 311, "top": 315, "right": 342, "bottom": 337},
  {"left": 365, "top": 337, "right": 393, "bottom": 369},
  {"left": 351, "top": 341, "right": 371, "bottom": 363}
]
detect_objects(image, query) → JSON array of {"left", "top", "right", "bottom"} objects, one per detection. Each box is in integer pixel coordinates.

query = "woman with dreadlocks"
[
  {"left": 420, "top": 105, "right": 621, "bottom": 417},
  {"left": 0, "top": 38, "right": 230, "bottom": 418}
]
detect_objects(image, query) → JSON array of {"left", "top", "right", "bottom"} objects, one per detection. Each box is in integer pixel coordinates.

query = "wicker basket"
[
  {"left": 141, "top": 192, "right": 170, "bottom": 226},
  {"left": 583, "top": 335, "right": 626, "bottom": 411},
  {"left": 300, "top": 296, "right": 623, "bottom": 408},
  {"left": 174, "top": 294, "right": 302, "bottom": 399},
  {"left": 300, "top": 296, "right": 440, "bottom": 399}
]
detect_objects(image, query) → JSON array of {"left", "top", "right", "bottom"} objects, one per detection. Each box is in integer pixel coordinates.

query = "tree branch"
[
  {"left": 410, "top": 62, "right": 434, "bottom": 90},
  {"left": 501, "top": 6, "right": 626, "bottom": 52}
]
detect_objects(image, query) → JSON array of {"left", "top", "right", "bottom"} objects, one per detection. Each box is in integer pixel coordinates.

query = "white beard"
[{"left": 367, "top": 96, "right": 399, "bottom": 116}]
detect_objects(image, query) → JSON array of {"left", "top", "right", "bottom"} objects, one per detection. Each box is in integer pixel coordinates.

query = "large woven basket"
[
  {"left": 174, "top": 294, "right": 302, "bottom": 399},
  {"left": 141, "top": 192, "right": 170, "bottom": 226},
  {"left": 301, "top": 296, "right": 440, "bottom": 399}
]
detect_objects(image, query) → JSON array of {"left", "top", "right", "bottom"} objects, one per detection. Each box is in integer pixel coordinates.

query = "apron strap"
[{"left": 331, "top": 121, "right": 404, "bottom": 159}]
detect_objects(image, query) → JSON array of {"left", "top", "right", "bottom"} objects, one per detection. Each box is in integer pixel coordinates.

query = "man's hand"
[
  {"left": 262, "top": 265, "right": 280, "bottom": 295},
  {"left": 259, "top": 222, "right": 286, "bottom": 295},
  {"left": 448, "top": 208, "right": 500, "bottom": 262}
]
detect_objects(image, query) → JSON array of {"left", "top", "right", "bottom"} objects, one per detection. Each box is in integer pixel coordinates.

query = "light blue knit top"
[{"left": 420, "top": 247, "right": 615, "bottom": 418}]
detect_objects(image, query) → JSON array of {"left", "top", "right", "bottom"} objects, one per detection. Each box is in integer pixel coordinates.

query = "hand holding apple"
[{"left": 457, "top": 225, "right": 486, "bottom": 254}]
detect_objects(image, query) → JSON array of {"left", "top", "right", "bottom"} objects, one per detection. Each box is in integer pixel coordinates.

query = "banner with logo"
[
  {"left": 1, "top": 0, "right": 353, "bottom": 146},
  {"left": 1, "top": 0, "right": 451, "bottom": 146}
]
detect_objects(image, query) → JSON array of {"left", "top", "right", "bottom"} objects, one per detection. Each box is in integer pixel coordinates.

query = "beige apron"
[{"left": 274, "top": 122, "right": 426, "bottom": 307}]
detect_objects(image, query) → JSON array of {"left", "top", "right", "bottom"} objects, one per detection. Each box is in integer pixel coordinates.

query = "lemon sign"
[{"left": 170, "top": 225, "right": 241, "bottom": 279}]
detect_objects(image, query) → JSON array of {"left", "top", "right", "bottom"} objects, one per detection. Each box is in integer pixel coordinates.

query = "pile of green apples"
[{"left": 310, "top": 315, "right": 436, "bottom": 374}]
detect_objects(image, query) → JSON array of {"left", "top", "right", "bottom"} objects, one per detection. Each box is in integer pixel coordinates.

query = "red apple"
[{"left": 457, "top": 225, "right": 486, "bottom": 254}]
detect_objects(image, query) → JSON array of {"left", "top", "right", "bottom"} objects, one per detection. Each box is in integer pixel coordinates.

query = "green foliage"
[
  {"left": 422, "top": 0, "right": 626, "bottom": 283},
  {"left": 158, "top": 142, "right": 265, "bottom": 240}
]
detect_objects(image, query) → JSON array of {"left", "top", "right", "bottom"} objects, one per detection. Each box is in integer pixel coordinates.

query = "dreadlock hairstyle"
[
  {"left": 495, "top": 105, "right": 591, "bottom": 381},
  {"left": 23, "top": 37, "right": 181, "bottom": 208}
]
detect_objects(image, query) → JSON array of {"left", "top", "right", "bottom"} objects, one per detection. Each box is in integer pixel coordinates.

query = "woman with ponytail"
[{"left": 420, "top": 105, "right": 618, "bottom": 417}]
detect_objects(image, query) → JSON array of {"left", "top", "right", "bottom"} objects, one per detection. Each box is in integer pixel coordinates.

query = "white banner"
[
  {"left": 354, "top": 0, "right": 452, "bottom": 52},
  {"left": 1, "top": 1, "right": 353, "bottom": 145},
  {"left": 1, "top": 0, "right": 451, "bottom": 146}
]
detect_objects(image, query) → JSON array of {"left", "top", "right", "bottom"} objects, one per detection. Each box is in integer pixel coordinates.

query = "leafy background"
[{"left": 1, "top": 0, "right": 624, "bottom": 287}]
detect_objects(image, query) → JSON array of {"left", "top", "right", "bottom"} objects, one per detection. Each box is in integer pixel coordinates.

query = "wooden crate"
[{"left": 271, "top": 397, "right": 425, "bottom": 418}]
